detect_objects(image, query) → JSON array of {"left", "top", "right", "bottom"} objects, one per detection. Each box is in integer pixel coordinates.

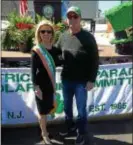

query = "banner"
[
  {"left": 61, "top": 0, "right": 70, "bottom": 20},
  {"left": 1, "top": 63, "right": 132, "bottom": 125}
]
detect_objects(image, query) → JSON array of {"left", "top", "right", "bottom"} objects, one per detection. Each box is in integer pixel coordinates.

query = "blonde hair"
[{"left": 34, "top": 20, "right": 54, "bottom": 45}]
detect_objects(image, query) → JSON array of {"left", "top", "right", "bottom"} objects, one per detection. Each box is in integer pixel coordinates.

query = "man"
[
  {"left": 91, "top": 20, "right": 96, "bottom": 34},
  {"left": 56, "top": 6, "right": 99, "bottom": 145}
]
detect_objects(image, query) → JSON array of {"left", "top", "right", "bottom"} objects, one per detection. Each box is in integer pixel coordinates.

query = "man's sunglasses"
[
  {"left": 67, "top": 14, "right": 79, "bottom": 19},
  {"left": 40, "top": 30, "right": 52, "bottom": 34}
]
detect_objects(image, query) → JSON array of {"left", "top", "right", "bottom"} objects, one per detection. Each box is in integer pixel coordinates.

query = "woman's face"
[{"left": 39, "top": 25, "right": 53, "bottom": 43}]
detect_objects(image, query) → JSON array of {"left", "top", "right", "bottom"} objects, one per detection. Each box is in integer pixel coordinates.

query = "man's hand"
[
  {"left": 86, "top": 81, "right": 94, "bottom": 91},
  {"left": 35, "top": 85, "right": 43, "bottom": 100}
]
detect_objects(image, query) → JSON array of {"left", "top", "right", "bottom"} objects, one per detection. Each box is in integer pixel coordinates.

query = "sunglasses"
[
  {"left": 40, "top": 30, "right": 52, "bottom": 34},
  {"left": 67, "top": 14, "right": 79, "bottom": 19}
]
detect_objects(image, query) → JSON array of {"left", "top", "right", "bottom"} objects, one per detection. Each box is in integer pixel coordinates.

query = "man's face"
[{"left": 67, "top": 12, "right": 81, "bottom": 29}]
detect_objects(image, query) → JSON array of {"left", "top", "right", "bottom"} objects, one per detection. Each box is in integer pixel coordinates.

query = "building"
[
  {"left": 1, "top": 0, "right": 34, "bottom": 19},
  {"left": 2, "top": 0, "right": 98, "bottom": 22}
]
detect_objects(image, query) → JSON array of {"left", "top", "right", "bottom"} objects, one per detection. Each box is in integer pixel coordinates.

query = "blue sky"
[{"left": 99, "top": 1, "right": 121, "bottom": 13}]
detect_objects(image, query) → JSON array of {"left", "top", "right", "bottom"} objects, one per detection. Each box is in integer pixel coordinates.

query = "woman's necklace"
[{"left": 42, "top": 43, "right": 52, "bottom": 50}]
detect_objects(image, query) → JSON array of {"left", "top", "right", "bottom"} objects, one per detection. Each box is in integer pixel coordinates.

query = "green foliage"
[
  {"left": 2, "top": 11, "right": 34, "bottom": 51},
  {"left": 2, "top": 11, "right": 68, "bottom": 52},
  {"left": 54, "top": 21, "right": 68, "bottom": 43},
  {"left": 35, "top": 13, "right": 47, "bottom": 24},
  {"left": 110, "top": 36, "right": 133, "bottom": 44}
]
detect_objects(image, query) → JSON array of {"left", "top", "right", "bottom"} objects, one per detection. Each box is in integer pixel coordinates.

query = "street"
[{"left": 1, "top": 118, "right": 132, "bottom": 145}]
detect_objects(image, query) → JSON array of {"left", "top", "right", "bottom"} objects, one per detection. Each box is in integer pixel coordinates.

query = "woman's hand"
[
  {"left": 35, "top": 85, "right": 43, "bottom": 100},
  {"left": 86, "top": 81, "right": 94, "bottom": 91}
]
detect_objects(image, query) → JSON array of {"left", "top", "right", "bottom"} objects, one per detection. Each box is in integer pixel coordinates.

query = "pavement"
[{"left": 1, "top": 118, "right": 132, "bottom": 145}]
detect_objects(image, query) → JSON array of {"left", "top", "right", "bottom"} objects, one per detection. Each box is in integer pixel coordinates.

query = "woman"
[{"left": 31, "top": 20, "right": 62, "bottom": 144}]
